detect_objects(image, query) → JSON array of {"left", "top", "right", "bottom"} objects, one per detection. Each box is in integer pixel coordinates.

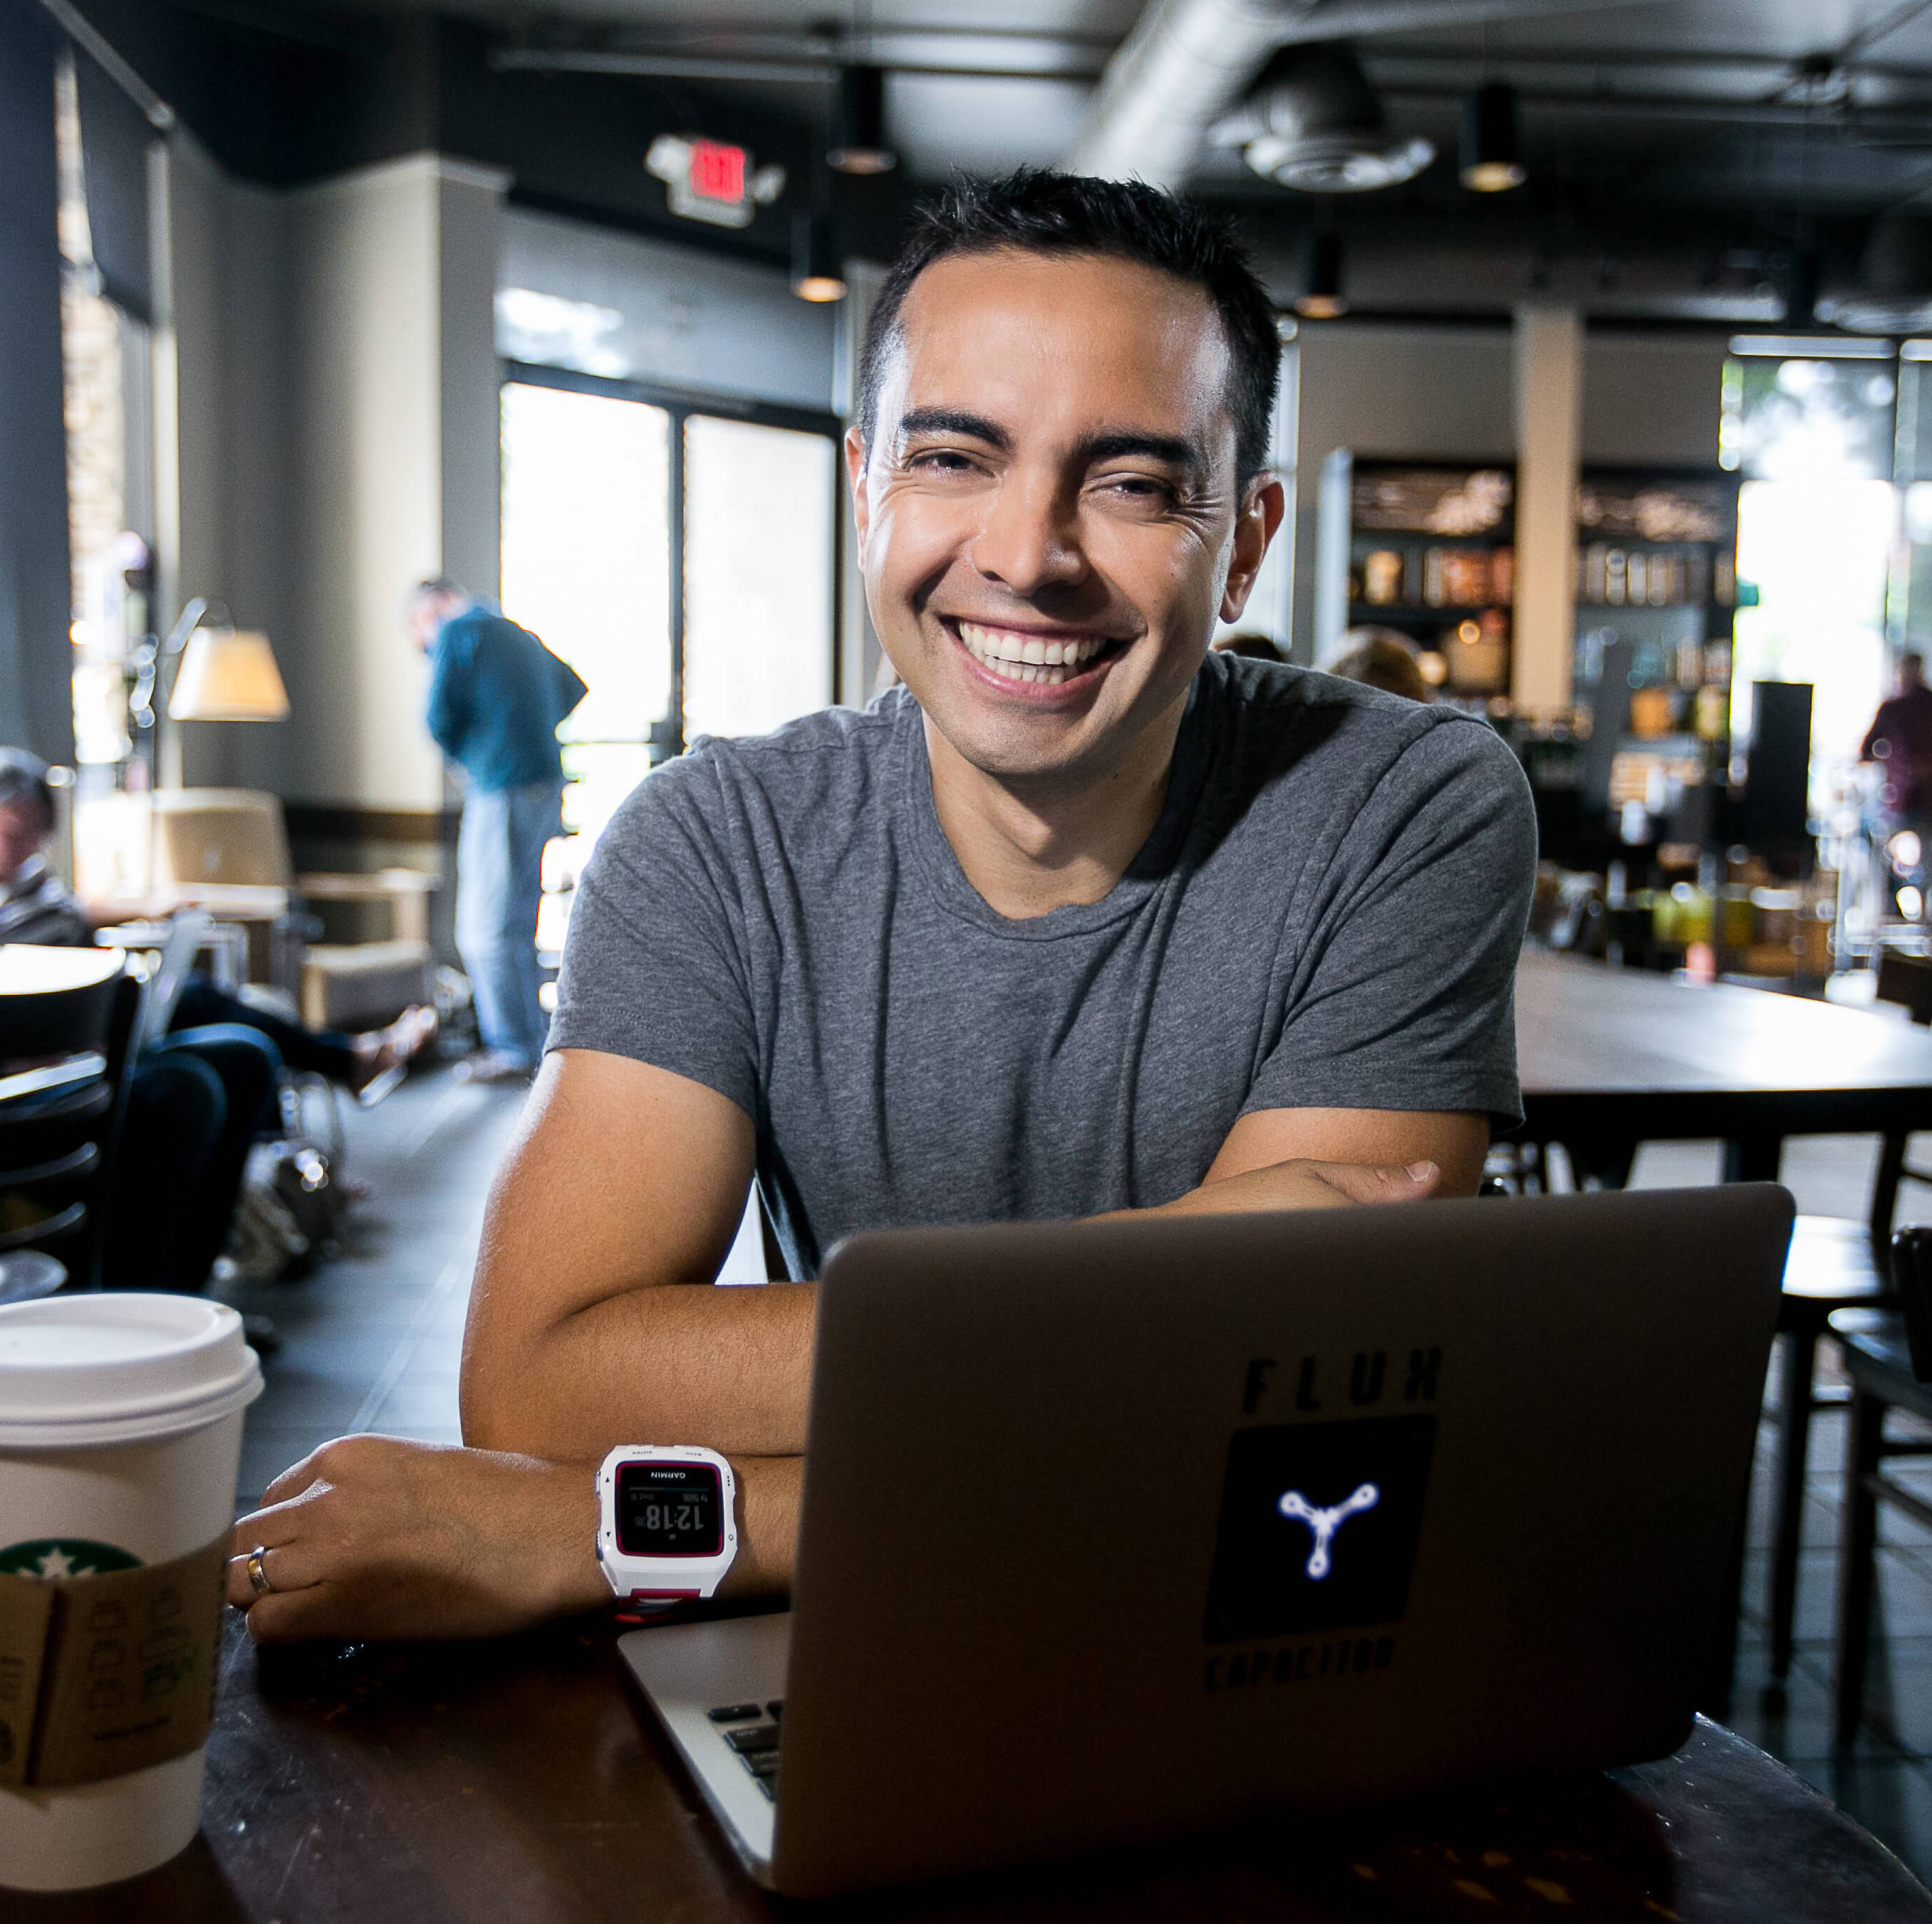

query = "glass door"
[
  {"left": 500, "top": 366, "right": 841, "bottom": 974},
  {"left": 500, "top": 380, "right": 672, "bottom": 856},
  {"left": 682, "top": 414, "right": 837, "bottom": 740}
]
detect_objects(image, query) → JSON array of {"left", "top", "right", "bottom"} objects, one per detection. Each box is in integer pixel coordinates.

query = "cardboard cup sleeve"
[{"left": 0, "top": 1538, "right": 227, "bottom": 1790}]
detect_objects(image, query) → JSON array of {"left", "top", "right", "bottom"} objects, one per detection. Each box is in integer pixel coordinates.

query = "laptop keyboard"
[{"left": 708, "top": 1700, "right": 784, "bottom": 1800}]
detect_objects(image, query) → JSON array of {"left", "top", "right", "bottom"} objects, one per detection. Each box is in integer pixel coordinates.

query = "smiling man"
[{"left": 228, "top": 173, "right": 1535, "bottom": 1641}]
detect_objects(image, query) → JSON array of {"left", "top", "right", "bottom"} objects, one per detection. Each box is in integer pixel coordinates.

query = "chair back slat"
[
  {"left": 1891, "top": 1225, "right": 1932, "bottom": 1380},
  {"left": 1877, "top": 952, "right": 1932, "bottom": 1026}
]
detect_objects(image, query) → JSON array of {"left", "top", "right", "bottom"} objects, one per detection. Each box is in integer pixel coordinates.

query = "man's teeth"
[{"left": 956, "top": 621, "right": 1113, "bottom": 685}]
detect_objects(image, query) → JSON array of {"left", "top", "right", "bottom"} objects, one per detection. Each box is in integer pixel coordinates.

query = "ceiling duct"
[
  {"left": 1213, "top": 42, "right": 1432, "bottom": 192},
  {"left": 1060, "top": 0, "right": 1629, "bottom": 190},
  {"left": 1819, "top": 211, "right": 1932, "bottom": 334}
]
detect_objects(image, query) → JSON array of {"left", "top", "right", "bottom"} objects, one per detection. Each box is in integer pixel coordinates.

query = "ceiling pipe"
[{"left": 1060, "top": 0, "right": 1636, "bottom": 188}]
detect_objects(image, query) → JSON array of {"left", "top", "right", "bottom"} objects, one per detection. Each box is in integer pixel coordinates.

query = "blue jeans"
[{"left": 456, "top": 779, "right": 561, "bottom": 1066}]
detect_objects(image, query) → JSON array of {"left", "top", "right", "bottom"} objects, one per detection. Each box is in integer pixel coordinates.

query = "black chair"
[
  {"left": 0, "top": 948, "right": 145, "bottom": 1290},
  {"left": 1761, "top": 955, "right": 1932, "bottom": 1682},
  {"left": 1829, "top": 1226, "right": 1932, "bottom": 1745},
  {"left": 1866, "top": 951, "right": 1932, "bottom": 1240}
]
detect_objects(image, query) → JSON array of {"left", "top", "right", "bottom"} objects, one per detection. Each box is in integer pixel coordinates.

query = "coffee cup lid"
[{"left": 0, "top": 1294, "right": 263, "bottom": 1447}]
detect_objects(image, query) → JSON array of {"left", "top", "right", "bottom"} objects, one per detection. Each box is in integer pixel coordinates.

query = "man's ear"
[
  {"left": 1219, "top": 473, "right": 1287, "bottom": 624},
  {"left": 845, "top": 427, "right": 870, "bottom": 559}
]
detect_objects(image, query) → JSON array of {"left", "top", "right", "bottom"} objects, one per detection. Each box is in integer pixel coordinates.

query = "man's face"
[
  {"left": 850, "top": 250, "right": 1280, "bottom": 788},
  {"left": 409, "top": 593, "right": 458, "bottom": 652},
  {"left": 0, "top": 802, "right": 47, "bottom": 885}
]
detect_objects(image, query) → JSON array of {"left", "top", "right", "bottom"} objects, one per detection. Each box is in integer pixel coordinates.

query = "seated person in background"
[
  {"left": 1328, "top": 626, "right": 1432, "bottom": 704},
  {"left": 0, "top": 752, "right": 434, "bottom": 1292},
  {"left": 227, "top": 170, "right": 1535, "bottom": 1643}
]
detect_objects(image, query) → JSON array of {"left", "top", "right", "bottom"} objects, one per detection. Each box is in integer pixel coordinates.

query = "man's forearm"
[{"left": 462, "top": 1278, "right": 818, "bottom": 1461}]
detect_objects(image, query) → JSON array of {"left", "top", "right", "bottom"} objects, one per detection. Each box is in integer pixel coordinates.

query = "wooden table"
[
  {"left": 1517, "top": 950, "right": 1932, "bottom": 1195},
  {"left": 18, "top": 1609, "right": 1931, "bottom": 1923}
]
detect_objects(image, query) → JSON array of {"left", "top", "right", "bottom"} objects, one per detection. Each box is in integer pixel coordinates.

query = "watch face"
[{"left": 615, "top": 1460, "right": 725, "bottom": 1558}]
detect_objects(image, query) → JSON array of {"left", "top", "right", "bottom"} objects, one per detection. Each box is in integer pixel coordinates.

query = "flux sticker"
[{"left": 1205, "top": 1416, "right": 1434, "bottom": 1642}]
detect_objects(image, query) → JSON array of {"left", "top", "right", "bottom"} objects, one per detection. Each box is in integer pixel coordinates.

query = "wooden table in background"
[
  {"left": 1517, "top": 950, "right": 1932, "bottom": 1202},
  {"left": 17, "top": 1610, "right": 1931, "bottom": 1923}
]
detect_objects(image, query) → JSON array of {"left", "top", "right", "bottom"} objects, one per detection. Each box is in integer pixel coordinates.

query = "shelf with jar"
[
  {"left": 1316, "top": 453, "right": 1518, "bottom": 699},
  {"left": 1567, "top": 467, "right": 1742, "bottom": 864}
]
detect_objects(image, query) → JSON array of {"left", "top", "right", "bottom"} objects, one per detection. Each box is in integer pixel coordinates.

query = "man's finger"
[
  {"left": 1304, "top": 1159, "right": 1440, "bottom": 1205},
  {"left": 242, "top": 1582, "right": 355, "bottom": 1645},
  {"left": 260, "top": 1452, "right": 332, "bottom": 1508}
]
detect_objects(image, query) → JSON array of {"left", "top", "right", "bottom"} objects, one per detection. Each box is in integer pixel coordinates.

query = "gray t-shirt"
[{"left": 550, "top": 652, "right": 1536, "bottom": 1278}]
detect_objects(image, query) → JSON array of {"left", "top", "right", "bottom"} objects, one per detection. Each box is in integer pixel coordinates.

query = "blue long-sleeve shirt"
[{"left": 426, "top": 607, "right": 588, "bottom": 793}]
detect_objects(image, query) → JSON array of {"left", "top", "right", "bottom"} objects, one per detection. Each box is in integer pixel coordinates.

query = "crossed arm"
[{"left": 227, "top": 1047, "right": 1487, "bottom": 1640}]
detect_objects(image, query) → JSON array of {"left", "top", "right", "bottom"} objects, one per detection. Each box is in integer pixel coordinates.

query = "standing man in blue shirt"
[{"left": 409, "top": 578, "right": 588, "bottom": 1080}]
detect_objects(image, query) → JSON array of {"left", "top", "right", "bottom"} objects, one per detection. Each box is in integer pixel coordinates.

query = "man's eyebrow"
[
  {"left": 894, "top": 407, "right": 1013, "bottom": 451},
  {"left": 1078, "top": 431, "right": 1205, "bottom": 473}
]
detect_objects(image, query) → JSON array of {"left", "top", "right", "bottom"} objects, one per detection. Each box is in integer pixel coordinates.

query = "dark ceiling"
[{"left": 74, "top": 0, "right": 1932, "bottom": 320}]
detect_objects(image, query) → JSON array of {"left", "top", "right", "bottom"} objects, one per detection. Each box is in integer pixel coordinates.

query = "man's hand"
[
  {"left": 226, "top": 1434, "right": 800, "bottom": 1645},
  {"left": 226, "top": 1435, "right": 607, "bottom": 1643},
  {"left": 1147, "top": 1156, "right": 1442, "bottom": 1218}
]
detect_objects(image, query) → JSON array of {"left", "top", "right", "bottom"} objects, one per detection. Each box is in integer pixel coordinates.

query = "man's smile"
[{"left": 947, "top": 618, "right": 1130, "bottom": 689}]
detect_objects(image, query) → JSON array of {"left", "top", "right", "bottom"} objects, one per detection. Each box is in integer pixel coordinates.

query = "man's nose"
[{"left": 968, "top": 472, "right": 1088, "bottom": 597}]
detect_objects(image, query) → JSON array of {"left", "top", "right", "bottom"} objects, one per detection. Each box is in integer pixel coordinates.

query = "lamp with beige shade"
[
  {"left": 168, "top": 626, "right": 291, "bottom": 725},
  {"left": 78, "top": 600, "right": 438, "bottom": 1028}
]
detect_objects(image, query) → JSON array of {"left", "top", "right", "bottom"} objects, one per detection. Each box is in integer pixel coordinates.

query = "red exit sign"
[
  {"left": 687, "top": 139, "right": 747, "bottom": 206},
  {"left": 646, "top": 134, "right": 785, "bottom": 230}
]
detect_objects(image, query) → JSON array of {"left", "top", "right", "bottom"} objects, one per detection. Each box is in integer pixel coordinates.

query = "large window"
[
  {"left": 1722, "top": 352, "right": 1895, "bottom": 798},
  {"left": 499, "top": 368, "right": 840, "bottom": 861},
  {"left": 683, "top": 414, "right": 836, "bottom": 740}
]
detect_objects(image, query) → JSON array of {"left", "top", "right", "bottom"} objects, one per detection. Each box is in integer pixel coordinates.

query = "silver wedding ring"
[{"left": 245, "top": 1547, "right": 274, "bottom": 1598}]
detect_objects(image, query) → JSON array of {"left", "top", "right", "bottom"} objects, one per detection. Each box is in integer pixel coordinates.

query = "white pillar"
[
  {"left": 1511, "top": 305, "right": 1581, "bottom": 718},
  {"left": 284, "top": 153, "right": 507, "bottom": 808}
]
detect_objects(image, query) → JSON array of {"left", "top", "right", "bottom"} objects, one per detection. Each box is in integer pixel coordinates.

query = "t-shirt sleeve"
[
  {"left": 1244, "top": 716, "right": 1535, "bottom": 1126},
  {"left": 546, "top": 754, "right": 761, "bottom": 1119}
]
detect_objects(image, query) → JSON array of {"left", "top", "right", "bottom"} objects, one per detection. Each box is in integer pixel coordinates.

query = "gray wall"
[
  {"left": 1288, "top": 322, "right": 1728, "bottom": 659},
  {"left": 168, "top": 147, "right": 506, "bottom": 810}
]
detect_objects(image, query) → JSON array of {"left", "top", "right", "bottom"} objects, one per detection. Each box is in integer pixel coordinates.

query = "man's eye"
[
  {"left": 906, "top": 449, "right": 976, "bottom": 474},
  {"left": 1099, "top": 474, "right": 1176, "bottom": 503}
]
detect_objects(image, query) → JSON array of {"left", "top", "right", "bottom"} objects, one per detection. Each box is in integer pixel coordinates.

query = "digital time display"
[{"left": 616, "top": 1461, "right": 724, "bottom": 1558}]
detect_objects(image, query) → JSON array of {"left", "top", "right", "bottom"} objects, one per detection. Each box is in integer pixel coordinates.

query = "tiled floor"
[
  {"left": 219, "top": 1066, "right": 531, "bottom": 1506},
  {"left": 226, "top": 1079, "right": 1932, "bottom": 1887}
]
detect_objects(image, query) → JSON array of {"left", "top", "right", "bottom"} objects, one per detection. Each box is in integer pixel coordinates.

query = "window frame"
[{"left": 500, "top": 358, "right": 845, "bottom": 762}]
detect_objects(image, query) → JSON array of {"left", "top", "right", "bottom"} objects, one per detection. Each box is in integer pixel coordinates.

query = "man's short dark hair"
[
  {"left": 411, "top": 575, "right": 467, "bottom": 603},
  {"left": 856, "top": 169, "right": 1282, "bottom": 482},
  {"left": 0, "top": 750, "right": 55, "bottom": 831}
]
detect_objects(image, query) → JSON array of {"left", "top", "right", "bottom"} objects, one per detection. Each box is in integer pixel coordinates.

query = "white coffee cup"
[{"left": 0, "top": 1293, "right": 262, "bottom": 1891}]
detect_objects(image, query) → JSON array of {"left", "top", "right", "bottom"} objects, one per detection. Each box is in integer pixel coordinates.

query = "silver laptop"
[{"left": 619, "top": 1184, "right": 1793, "bottom": 1898}]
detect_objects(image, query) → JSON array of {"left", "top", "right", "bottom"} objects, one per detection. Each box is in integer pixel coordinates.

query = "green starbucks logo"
[{"left": 0, "top": 1538, "right": 141, "bottom": 1579}]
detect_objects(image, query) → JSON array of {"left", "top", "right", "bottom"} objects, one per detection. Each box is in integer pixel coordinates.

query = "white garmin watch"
[{"left": 595, "top": 1443, "right": 738, "bottom": 1608}]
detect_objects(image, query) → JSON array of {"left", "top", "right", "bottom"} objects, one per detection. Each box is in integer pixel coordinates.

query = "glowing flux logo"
[{"left": 1277, "top": 1482, "right": 1379, "bottom": 1580}]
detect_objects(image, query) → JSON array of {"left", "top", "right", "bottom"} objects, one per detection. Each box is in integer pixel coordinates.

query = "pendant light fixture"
[
  {"left": 1294, "top": 230, "right": 1347, "bottom": 320},
  {"left": 792, "top": 211, "right": 847, "bottom": 303},
  {"left": 829, "top": 65, "right": 895, "bottom": 174},
  {"left": 1460, "top": 80, "right": 1526, "bottom": 192}
]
